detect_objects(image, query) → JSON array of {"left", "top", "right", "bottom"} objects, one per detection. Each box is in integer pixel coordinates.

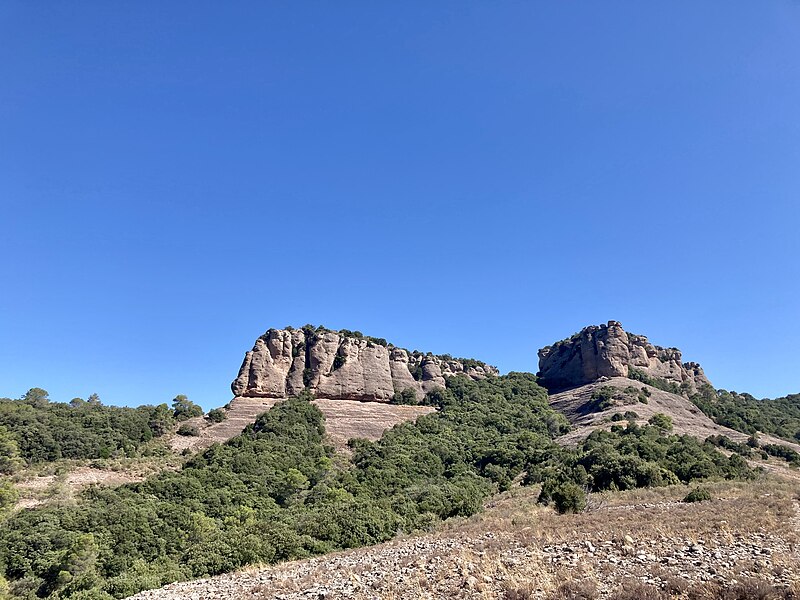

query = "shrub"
[
  {"left": 176, "top": 424, "right": 200, "bottom": 437},
  {"left": 591, "top": 387, "right": 616, "bottom": 410},
  {"left": 172, "top": 395, "right": 203, "bottom": 422},
  {"left": 0, "top": 479, "right": 19, "bottom": 514},
  {"left": 648, "top": 413, "right": 673, "bottom": 432},
  {"left": 683, "top": 487, "right": 712, "bottom": 503},
  {"left": 391, "top": 388, "right": 418, "bottom": 405},
  {"left": 550, "top": 482, "right": 586, "bottom": 514},
  {"left": 761, "top": 443, "right": 800, "bottom": 466},
  {"left": 206, "top": 409, "right": 226, "bottom": 423}
]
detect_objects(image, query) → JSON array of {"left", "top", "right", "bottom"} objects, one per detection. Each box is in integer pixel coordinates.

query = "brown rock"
[
  {"left": 537, "top": 321, "right": 711, "bottom": 394},
  {"left": 232, "top": 326, "right": 499, "bottom": 403}
]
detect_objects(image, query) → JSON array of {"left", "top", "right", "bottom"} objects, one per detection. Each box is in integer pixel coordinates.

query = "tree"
[
  {"left": 648, "top": 413, "right": 673, "bottom": 432},
  {"left": 391, "top": 388, "right": 418, "bottom": 405},
  {"left": 147, "top": 403, "right": 174, "bottom": 436},
  {"left": 172, "top": 395, "right": 203, "bottom": 421},
  {"left": 21, "top": 387, "right": 49, "bottom": 407},
  {"left": 551, "top": 481, "right": 587, "bottom": 514},
  {"left": 207, "top": 408, "right": 226, "bottom": 423},
  {"left": 0, "top": 425, "right": 22, "bottom": 475},
  {"left": 0, "top": 479, "right": 18, "bottom": 514},
  {"left": 70, "top": 397, "right": 87, "bottom": 408},
  {"left": 87, "top": 393, "right": 102, "bottom": 406}
]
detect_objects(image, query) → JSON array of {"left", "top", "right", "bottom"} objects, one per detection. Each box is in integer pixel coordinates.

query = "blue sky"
[{"left": 1, "top": 2, "right": 798, "bottom": 409}]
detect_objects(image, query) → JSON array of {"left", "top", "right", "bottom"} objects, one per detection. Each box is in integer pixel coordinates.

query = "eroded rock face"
[
  {"left": 232, "top": 327, "right": 498, "bottom": 402},
  {"left": 537, "top": 321, "right": 711, "bottom": 394}
]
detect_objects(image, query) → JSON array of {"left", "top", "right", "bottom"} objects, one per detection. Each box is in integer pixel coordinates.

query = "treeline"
[
  {"left": 689, "top": 384, "right": 800, "bottom": 443},
  {"left": 0, "top": 389, "right": 204, "bottom": 469},
  {"left": 0, "top": 374, "right": 763, "bottom": 599}
]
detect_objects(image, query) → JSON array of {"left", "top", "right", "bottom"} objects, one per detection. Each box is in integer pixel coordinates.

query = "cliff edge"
[
  {"left": 537, "top": 321, "right": 710, "bottom": 394},
  {"left": 232, "top": 326, "right": 498, "bottom": 402}
]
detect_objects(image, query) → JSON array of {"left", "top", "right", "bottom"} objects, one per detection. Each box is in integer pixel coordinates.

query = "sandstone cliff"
[
  {"left": 537, "top": 321, "right": 711, "bottom": 394},
  {"left": 232, "top": 326, "right": 498, "bottom": 402}
]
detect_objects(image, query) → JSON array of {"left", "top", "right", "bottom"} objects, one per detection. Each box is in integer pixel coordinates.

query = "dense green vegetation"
[
  {"left": 0, "top": 373, "right": 766, "bottom": 599},
  {"left": 534, "top": 417, "right": 757, "bottom": 513},
  {"left": 0, "top": 391, "right": 209, "bottom": 470},
  {"left": 689, "top": 384, "right": 800, "bottom": 443}
]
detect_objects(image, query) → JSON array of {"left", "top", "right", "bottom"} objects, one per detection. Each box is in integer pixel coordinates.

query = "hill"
[
  {"left": 126, "top": 479, "right": 800, "bottom": 600},
  {"left": 1, "top": 322, "right": 799, "bottom": 599},
  {"left": 538, "top": 323, "right": 800, "bottom": 463}
]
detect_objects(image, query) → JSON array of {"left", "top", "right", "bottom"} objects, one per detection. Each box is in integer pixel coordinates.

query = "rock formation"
[
  {"left": 232, "top": 326, "right": 498, "bottom": 402},
  {"left": 537, "top": 321, "right": 711, "bottom": 394}
]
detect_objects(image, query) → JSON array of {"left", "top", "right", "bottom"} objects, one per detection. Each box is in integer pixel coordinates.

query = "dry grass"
[{"left": 442, "top": 476, "right": 799, "bottom": 545}]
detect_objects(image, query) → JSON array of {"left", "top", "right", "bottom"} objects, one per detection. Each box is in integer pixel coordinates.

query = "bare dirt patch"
[
  {"left": 14, "top": 466, "right": 146, "bottom": 509},
  {"left": 169, "top": 397, "right": 435, "bottom": 452}
]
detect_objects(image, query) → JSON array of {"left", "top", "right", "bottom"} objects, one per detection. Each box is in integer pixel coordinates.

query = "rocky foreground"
[{"left": 127, "top": 478, "right": 800, "bottom": 600}]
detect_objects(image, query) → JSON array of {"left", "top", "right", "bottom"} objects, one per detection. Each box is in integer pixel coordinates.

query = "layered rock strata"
[
  {"left": 537, "top": 321, "right": 711, "bottom": 393},
  {"left": 232, "top": 327, "right": 498, "bottom": 402}
]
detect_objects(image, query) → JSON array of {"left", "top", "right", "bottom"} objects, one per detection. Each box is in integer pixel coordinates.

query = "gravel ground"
[{"left": 127, "top": 484, "right": 800, "bottom": 600}]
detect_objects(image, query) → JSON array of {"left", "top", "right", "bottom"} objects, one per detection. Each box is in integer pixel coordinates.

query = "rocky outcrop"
[
  {"left": 537, "top": 321, "right": 711, "bottom": 394},
  {"left": 232, "top": 326, "right": 498, "bottom": 402}
]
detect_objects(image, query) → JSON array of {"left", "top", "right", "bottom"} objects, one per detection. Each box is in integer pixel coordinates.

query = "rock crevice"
[
  {"left": 232, "top": 327, "right": 498, "bottom": 402},
  {"left": 537, "top": 321, "right": 711, "bottom": 394}
]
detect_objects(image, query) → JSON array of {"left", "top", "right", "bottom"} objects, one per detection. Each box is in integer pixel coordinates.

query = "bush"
[
  {"left": 550, "top": 482, "right": 586, "bottom": 514},
  {"left": 591, "top": 387, "right": 616, "bottom": 410},
  {"left": 390, "top": 388, "right": 418, "bottom": 405},
  {"left": 683, "top": 487, "right": 712, "bottom": 503},
  {"left": 176, "top": 424, "right": 199, "bottom": 437},
  {"left": 172, "top": 395, "right": 203, "bottom": 422},
  {"left": 0, "top": 480, "right": 19, "bottom": 514},
  {"left": 761, "top": 443, "right": 800, "bottom": 466},
  {"left": 0, "top": 395, "right": 171, "bottom": 464},
  {"left": 647, "top": 413, "right": 673, "bottom": 432},
  {"left": 206, "top": 409, "right": 226, "bottom": 423}
]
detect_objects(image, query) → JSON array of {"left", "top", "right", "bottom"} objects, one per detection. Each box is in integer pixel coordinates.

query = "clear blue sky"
[{"left": 2, "top": 2, "right": 798, "bottom": 409}]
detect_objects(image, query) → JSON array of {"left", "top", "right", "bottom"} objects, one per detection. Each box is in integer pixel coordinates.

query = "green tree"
[
  {"left": 21, "top": 387, "right": 49, "bottom": 407},
  {"left": 0, "top": 480, "right": 18, "bottom": 514},
  {"left": 172, "top": 395, "right": 203, "bottom": 421},
  {"left": 551, "top": 481, "right": 587, "bottom": 514},
  {"left": 391, "top": 388, "right": 418, "bottom": 405},
  {"left": 206, "top": 408, "right": 226, "bottom": 423},
  {"left": 648, "top": 413, "right": 673, "bottom": 432},
  {"left": 147, "top": 403, "right": 174, "bottom": 437},
  {"left": 0, "top": 425, "right": 22, "bottom": 475}
]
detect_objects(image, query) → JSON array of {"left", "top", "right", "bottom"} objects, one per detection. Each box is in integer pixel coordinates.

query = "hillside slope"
[
  {"left": 549, "top": 377, "right": 800, "bottom": 454},
  {"left": 126, "top": 479, "right": 800, "bottom": 600},
  {"left": 170, "top": 396, "right": 434, "bottom": 451}
]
